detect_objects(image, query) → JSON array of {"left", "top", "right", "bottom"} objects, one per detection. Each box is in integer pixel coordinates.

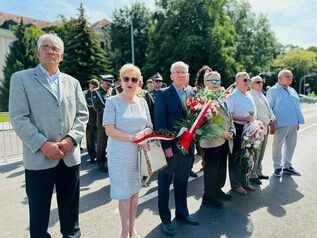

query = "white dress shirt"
[
  {"left": 39, "top": 64, "right": 60, "bottom": 100},
  {"left": 226, "top": 89, "right": 256, "bottom": 124}
]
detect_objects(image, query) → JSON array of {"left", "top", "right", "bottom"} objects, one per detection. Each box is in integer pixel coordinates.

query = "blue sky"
[{"left": 0, "top": 0, "right": 316, "bottom": 48}]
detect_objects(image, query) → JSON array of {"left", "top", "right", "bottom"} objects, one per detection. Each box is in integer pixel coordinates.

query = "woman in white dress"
[{"left": 103, "top": 64, "right": 152, "bottom": 238}]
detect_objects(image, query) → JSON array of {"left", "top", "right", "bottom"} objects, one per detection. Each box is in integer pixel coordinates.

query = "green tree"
[
  {"left": 109, "top": 2, "right": 151, "bottom": 75},
  {"left": 0, "top": 23, "right": 43, "bottom": 111},
  {"left": 227, "top": 0, "right": 278, "bottom": 75},
  {"left": 273, "top": 48, "right": 317, "bottom": 90},
  {"left": 144, "top": 0, "right": 237, "bottom": 86},
  {"left": 227, "top": 0, "right": 256, "bottom": 72},
  {"left": 61, "top": 3, "right": 112, "bottom": 88}
]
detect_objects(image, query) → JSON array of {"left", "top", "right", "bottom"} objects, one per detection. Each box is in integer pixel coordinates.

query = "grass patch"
[{"left": 0, "top": 113, "right": 9, "bottom": 122}]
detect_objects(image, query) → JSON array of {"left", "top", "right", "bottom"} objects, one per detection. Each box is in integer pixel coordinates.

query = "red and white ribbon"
[{"left": 133, "top": 100, "right": 212, "bottom": 152}]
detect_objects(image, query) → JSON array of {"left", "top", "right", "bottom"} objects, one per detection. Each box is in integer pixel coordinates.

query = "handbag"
[{"left": 138, "top": 141, "right": 167, "bottom": 187}]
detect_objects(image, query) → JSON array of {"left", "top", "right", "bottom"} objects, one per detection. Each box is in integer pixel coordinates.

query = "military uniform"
[
  {"left": 144, "top": 73, "right": 164, "bottom": 125},
  {"left": 145, "top": 89, "right": 161, "bottom": 124},
  {"left": 84, "top": 89, "right": 98, "bottom": 161},
  {"left": 93, "top": 75, "right": 114, "bottom": 171}
]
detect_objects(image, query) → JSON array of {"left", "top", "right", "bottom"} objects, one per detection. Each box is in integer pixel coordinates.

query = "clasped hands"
[
  {"left": 222, "top": 131, "right": 233, "bottom": 140},
  {"left": 40, "top": 137, "right": 74, "bottom": 160}
]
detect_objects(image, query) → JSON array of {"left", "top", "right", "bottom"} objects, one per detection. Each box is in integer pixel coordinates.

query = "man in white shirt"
[{"left": 226, "top": 72, "right": 256, "bottom": 194}]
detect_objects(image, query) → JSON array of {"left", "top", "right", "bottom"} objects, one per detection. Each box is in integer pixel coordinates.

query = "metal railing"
[
  {"left": 0, "top": 112, "right": 87, "bottom": 163},
  {"left": 0, "top": 113, "right": 23, "bottom": 163}
]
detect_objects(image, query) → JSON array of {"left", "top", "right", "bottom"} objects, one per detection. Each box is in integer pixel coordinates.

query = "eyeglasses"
[
  {"left": 255, "top": 81, "right": 263, "bottom": 84},
  {"left": 154, "top": 80, "right": 162, "bottom": 83},
  {"left": 122, "top": 76, "right": 139, "bottom": 84},
  {"left": 243, "top": 78, "right": 251, "bottom": 83},
  {"left": 40, "top": 44, "right": 62, "bottom": 53}
]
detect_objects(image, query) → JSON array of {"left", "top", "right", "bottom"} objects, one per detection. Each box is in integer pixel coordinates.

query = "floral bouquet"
[
  {"left": 241, "top": 119, "right": 266, "bottom": 171},
  {"left": 175, "top": 89, "right": 226, "bottom": 153},
  {"left": 133, "top": 89, "right": 227, "bottom": 154}
]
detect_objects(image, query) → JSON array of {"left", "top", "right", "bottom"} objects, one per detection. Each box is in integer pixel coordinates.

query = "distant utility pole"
[
  {"left": 130, "top": 0, "right": 136, "bottom": 64},
  {"left": 130, "top": 16, "right": 135, "bottom": 64}
]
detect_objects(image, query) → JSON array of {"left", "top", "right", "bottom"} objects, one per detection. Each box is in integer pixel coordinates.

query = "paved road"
[{"left": 1, "top": 104, "right": 317, "bottom": 238}]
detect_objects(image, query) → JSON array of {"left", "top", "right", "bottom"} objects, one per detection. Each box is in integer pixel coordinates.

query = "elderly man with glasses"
[
  {"left": 267, "top": 69, "right": 304, "bottom": 177},
  {"left": 9, "top": 33, "right": 88, "bottom": 238},
  {"left": 154, "top": 61, "right": 199, "bottom": 237},
  {"left": 226, "top": 72, "right": 257, "bottom": 195},
  {"left": 249, "top": 76, "right": 276, "bottom": 185}
]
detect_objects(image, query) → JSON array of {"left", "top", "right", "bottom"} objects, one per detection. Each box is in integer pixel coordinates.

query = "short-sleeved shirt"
[{"left": 226, "top": 89, "right": 256, "bottom": 125}]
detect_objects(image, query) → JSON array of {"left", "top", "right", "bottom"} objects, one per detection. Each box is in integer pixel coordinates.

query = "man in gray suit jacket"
[{"left": 9, "top": 33, "right": 88, "bottom": 238}]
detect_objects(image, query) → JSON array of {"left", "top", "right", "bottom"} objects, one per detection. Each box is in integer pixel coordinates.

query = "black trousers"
[
  {"left": 229, "top": 123, "right": 244, "bottom": 189},
  {"left": 202, "top": 142, "right": 229, "bottom": 200},
  {"left": 96, "top": 124, "right": 108, "bottom": 168},
  {"left": 25, "top": 160, "right": 80, "bottom": 238},
  {"left": 86, "top": 124, "right": 97, "bottom": 159},
  {"left": 158, "top": 149, "right": 192, "bottom": 224}
]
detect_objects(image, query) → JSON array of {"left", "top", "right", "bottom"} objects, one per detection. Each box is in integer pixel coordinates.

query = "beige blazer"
[
  {"left": 9, "top": 65, "right": 89, "bottom": 170},
  {"left": 199, "top": 102, "right": 235, "bottom": 153}
]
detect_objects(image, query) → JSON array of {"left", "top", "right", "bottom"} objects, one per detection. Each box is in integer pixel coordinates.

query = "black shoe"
[
  {"left": 202, "top": 198, "right": 224, "bottom": 209},
  {"left": 217, "top": 191, "right": 232, "bottom": 201},
  {"left": 243, "top": 185, "right": 256, "bottom": 192},
  {"left": 273, "top": 168, "right": 282, "bottom": 177},
  {"left": 189, "top": 171, "right": 198, "bottom": 178},
  {"left": 98, "top": 165, "right": 108, "bottom": 173},
  {"left": 283, "top": 167, "right": 301, "bottom": 176},
  {"left": 249, "top": 178, "right": 262, "bottom": 185},
  {"left": 258, "top": 175, "right": 269, "bottom": 180},
  {"left": 175, "top": 215, "right": 199, "bottom": 226},
  {"left": 161, "top": 223, "right": 176, "bottom": 237}
]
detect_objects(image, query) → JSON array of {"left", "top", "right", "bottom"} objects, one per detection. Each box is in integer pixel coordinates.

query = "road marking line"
[{"left": 298, "top": 122, "right": 317, "bottom": 133}]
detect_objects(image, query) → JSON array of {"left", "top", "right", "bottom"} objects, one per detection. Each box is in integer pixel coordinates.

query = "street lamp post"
[
  {"left": 130, "top": 16, "right": 135, "bottom": 64},
  {"left": 299, "top": 73, "right": 317, "bottom": 95},
  {"left": 130, "top": 0, "right": 136, "bottom": 65}
]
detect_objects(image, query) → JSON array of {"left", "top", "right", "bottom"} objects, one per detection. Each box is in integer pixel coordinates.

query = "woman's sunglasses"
[
  {"left": 122, "top": 76, "right": 139, "bottom": 84},
  {"left": 206, "top": 79, "right": 221, "bottom": 85},
  {"left": 243, "top": 78, "right": 251, "bottom": 83},
  {"left": 255, "top": 81, "right": 263, "bottom": 84}
]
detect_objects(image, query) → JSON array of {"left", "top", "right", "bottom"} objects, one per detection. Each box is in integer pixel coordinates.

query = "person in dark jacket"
[
  {"left": 84, "top": 79, "right": 99, "bottom": 163},
  {"left": 145, "top": 73, "right": 163, "bottom": 124},
  {"left": 93, "top": 74, "right": 114, "bottom": 172},
  {"left": 154, "top": 62, "right": 198, "bottom": 237}
]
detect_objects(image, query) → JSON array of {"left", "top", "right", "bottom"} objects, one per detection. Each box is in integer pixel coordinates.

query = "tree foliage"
[
  {"left": 109, "top": 2, "right": 151, "bottom": 75},
  {"left": 272, "top": 48, "right": 317, "bottom": 90},
  {"left": 61, "top": 3, "right": 112, "bottom": 87},
  {"left": 0, "top": 23, "right": 43, "bottom": 111}
]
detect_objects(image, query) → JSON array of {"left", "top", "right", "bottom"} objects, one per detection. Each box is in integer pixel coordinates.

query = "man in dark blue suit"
[{"left": 154, "top": 61, "right": 199, "bottom": 236}]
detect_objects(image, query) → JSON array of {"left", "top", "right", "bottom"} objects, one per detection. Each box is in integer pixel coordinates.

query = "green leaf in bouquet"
[
  {"left": 212, "top": 115, "right": 225, "bottom": 127},
  {"left": 196, "top": 129, "right": 203, "bottom": 136}
]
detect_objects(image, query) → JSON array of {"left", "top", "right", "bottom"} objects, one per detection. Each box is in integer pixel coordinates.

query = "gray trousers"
[
  {"left": 272, "top": 125, "right": 298, "bottom": 170},
  {"left": 250, "top": 130, "right": 269, "bottom": 178}
]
